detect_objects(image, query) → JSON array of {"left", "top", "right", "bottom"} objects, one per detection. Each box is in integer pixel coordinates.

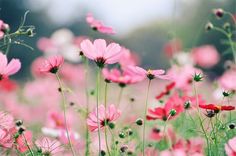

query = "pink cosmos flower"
[
  {"left": 191, "top": 45, "right": 220, "bottom": 68},
  {"left": 128, "top": 66, "right": 170, "bottom": 81},
  {"left": 0, "top": 128, "right": 14, "bottom": 148},
  {"left": 219, "top": 69, "right": 236, "bottom": 90},
  {"left": 16, "top": 131, "right": 33, "bottom": 153},
  {"left": 86, "top": 13, "right": 115, "bottom": 34},
  {"left": 0, "top": 111, "right": 14, "bottom": 129},
  {"left": 102, "top": 68, "right": 143, "bottom": 85},
  {"left": 118, "top": 47, "right": 140, "bottom": 68},
  {"left": 0, "top": 53, "right": 21, "bottom": 80},
  {"left": 80, "top": 39, "right": 122, "bottom": 68},
  {"left": 35, "top": 137, "right": 63, "bottom": 155},
  {"left": 225, "top": 136, "right": 236, "bottom": 156},
  {"left": 87, "top": 104, "right": 121, "bottom": 132},
  {"left": 39, "top": 55, "right": 64, "bottom": 74},
  {"left": 0, "top": 20, "right": 9, "bottom": 40}
]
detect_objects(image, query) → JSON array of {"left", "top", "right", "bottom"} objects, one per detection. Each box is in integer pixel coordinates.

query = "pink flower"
[
  {"left": 225, "top": 136, "right": 236, "bottom": 156},
  {"left": 80, "top": 39, "right": 122, "bottom": 68},
  {"left": 87, "top": 104, "right": 121, "bottom": 132},
  {"left": 0, "top": 128, "right": 14, "bottom": 148},
  {"left": 191, "top": 45, "right": 220, "bottom": 68},
  {"left": 0, "top": 20, "right": 9, "bottom": 40},
  {"left": 219, "top": 69, "right": 236, "bottom": 90},
  {"left": 102, "top": 68, "right": 143, "bottom": 85},
  {"left": 16, "top": 131, "right": 33, "bottom": 153},
  {"left": 128, "top": 66, "right": 170, "bottom": 81},
  {"left": 39, "top": 55, "right": 64, "bottom": 74},
  {"left": 0, "top": 111, "right": 14, "bottom": 129},
  {"left": 163, "top": 39, "right": 182, "bottom": 58},
  {"left": 35, "top": 137, "right": 63, "bottom": 155},
  {"left": 118, "top": 47, "right": 140, "bottom": 68},
  {"left": 0, "top": 53, "right": 21, "bottom": 80},
  {"left": 86, "top": 13, "right": 115, "bottom": 34}
]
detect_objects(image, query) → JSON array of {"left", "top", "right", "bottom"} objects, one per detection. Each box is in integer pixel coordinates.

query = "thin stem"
[
  {"left": 210, "top": 119, "right": 218, "bottom": 155},
  {"left": 142, "top": 80, "right": 151, "bottom": 156},
  {"left": 55, "top": 73, "right": 76, "bottom": 156},
  {"left": 22, "top": 133, "right": 34, "bottom": 156},
  {"left": 117, "top": 87, "right": 124, "bottom": 108},
  {"left": 84, "top": 58, "right": 90, "bottom": 156},
  {"left": 225, "top": 12, "right": 236, "bottom": 25},
  {"left": 96, "top": 68, "right": 102, "bottom": 156},
  {"left": 104, "top": 82, "right": 111, "bottom": 156}
]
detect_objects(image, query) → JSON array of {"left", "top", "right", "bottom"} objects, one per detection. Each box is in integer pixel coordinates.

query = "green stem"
[
  {"left": 96, "top": 68, "right": 102, "bottom": 156},
  {"left": 210, "top": 119, "right": 218, "bottom": 155},
  {"left": 84, "top": 58, "right": 90, "bottom": 156},
  {"left": 22, "top": 133, "right": 34, "bottom": 156},
  {"left": 117, "top": 87, "right": 124, "bottom": 108},
  {"left": 104, "top": 82, "right": 111, "bottom": 156},
  {"left": 55, "top": 73, "right": 76, "bottom": 156},
  {"left": 142, "top": 80, "right": 151, "bottom": 156}
]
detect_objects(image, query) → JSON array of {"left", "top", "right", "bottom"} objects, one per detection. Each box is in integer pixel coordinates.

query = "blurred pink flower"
[
  {"left": 118, "top": 47, "right": 140, "bottom": 68},
  {"left": 37, "top": 37, "right": 56, "bottom": 52},
  {"left": 0, "top": 53, "right": 21, "bottom": 80},
  {"left": 0, "top": 111, "right": 14, "bottom": 129},
  {"left": 225, "top": 136, "right": 236, "bottom": 156},
  {"left": 102, "top": 68, "right": 143, "bottom": 85},
  {"left": 47, "top": 111, "right": 66, "bottom": 129},
  {"left": 35, "top": 137, "right": 63, "bottom": 155},
  {"left": 163, "top": 39, "right": 182, "bottom": 58},
  {"left": 80, "top": 39, "right": 122, "bottom": 68},
  {"left": 191, "top": 45, "right": 220, "bottom": 68},
  {"left": 219, "top": 69, "right": 236, "bottom": 90},
  {"left": 0, "top": 79, "right": 18, "bottom": 92},
  {"left": 0, "top": 20, "right": 9, "bottom": 39},
  {"left": 128, "top": 66, "right": 169, "bottom": 81},
  {"left": 39, "top": 55, "right": 64, "bottom": 74},
  {"left": 16, "top": 131, "right": 33, "bottom": 153},
  {"left": 86, "top": 13, "right": 115, "bottom": 34},
  {"left": 0, "top": 128, "right": 14, "bottom": 148},
  {"left": 87, "top": 104, "right": 121, "bottom": 132}
]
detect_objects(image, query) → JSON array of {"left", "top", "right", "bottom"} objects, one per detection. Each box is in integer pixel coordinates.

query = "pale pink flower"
[
  {"left": 127, "top": 66, "right": 169, "bottom": 81},
  {"left": 87, "top": 104, "right": 121, "bottom": 132},
  {"left": 219, "top": 69, "right": 236, "bottom": 90},
  {"left": 0, "top": 53, "right": 21, "bottom": 80},
  {"left": 80, "top": 39, "right": 122, "bottom": 68},
  {"left": 35, "top": 137, "right": 63, "bottom": 155},
  {"left": 86, "top": 13, "right": 115, "bottom": 34},
  {"left": 225, "top": 136, "right": 236, "bottom": 156},
  {"left": 16, "top": 131, "right": 33, "bottom": 153},
  {"left": 118, "top": 47, "right": 140, "bottom": 68},
  {"left": 0, "top": 128, "right": 14, "bottom": 148},
  {"left": 39, "top": 55, "right": 64, "bottom": 74},
  {"left": 0, "top": 111, "right": 14, "bottom": 129},
  {"left": 0, "top": 20, "right": 9, "bottom": 40},
  {"left": 102, "top": 68, "right": 143, "bottom": 85},
  {"left": 191, "top": 45, "right": 220, "bottom": 68}
]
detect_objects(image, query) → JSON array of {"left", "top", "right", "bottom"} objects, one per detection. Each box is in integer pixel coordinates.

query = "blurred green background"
[{"left": 0, "top": 0, "right": 235, "bottom": 80}]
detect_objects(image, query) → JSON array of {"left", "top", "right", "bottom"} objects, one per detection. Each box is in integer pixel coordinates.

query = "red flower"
[
  {"left": 199, "top": 104, "right": 235, "bottom": 111},
  {"left": 155, "top": 82, "right": 175, "bottom": 100}
]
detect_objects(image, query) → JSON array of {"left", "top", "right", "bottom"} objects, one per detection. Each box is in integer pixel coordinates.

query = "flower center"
[
  {"left": 49, "top": 67, "right": 58, "bottom": 74},
  {"left": 101, "top": 119, "right": 110, "bottom": 126},
  {"left": 147, "top": 69, "right": 155, "bottom": 80},
  {"left": 95, "top": 57, "right": 106, "bottom": 68},
  {"left": 0, "top": 74, "right": 3, "bottom": 81}
]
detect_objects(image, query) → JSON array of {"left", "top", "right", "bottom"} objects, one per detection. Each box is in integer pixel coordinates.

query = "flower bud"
[
  {"left": 119, "top": 131, "right": 126, "bottom": 138},
  {"left": 169, "top": 109, "right": 176, "bottom": 116},
  {"left": 193, "top": 73, "right": 203, "bottom": 82},
  {"left": 135, "top": 118, "right": 143, "bottom": 126},
  {"left": 223, "top": 91, "right": 230, "bottom": 97},
  {"left": 184, "top": 101, "right": 191, "bottom": 109},
  {"left": 101, "top": 150, "right": 106, "bottom": 156},
  {"left": 18, "top": 126, "right": 26, "bottom": 134},
  {"left": 120, "top": 145, "right": 128, "bottom": 153},
  {"left": 213, "top": 8, "right": 224, "bottom": 18},
  {"left": 15, "top": 120, "right": 23, "bottom": 127},
  {"left": 108, "top": 122, "right": 115, "bottom": 129},
  {"left": 229, "top": 123, "right": 235, "bottom": 129},
  {"left": 205, "top": 22, "right": 214, "bottom": 31}
]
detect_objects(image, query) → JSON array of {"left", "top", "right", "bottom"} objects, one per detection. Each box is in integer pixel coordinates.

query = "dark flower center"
[
  {"left": 162, "top": 116, "right": 167, "bottom": 121},
  {"left": 147, "top": 74, "right": 155, "bottom": 80},
  {"left": 152, "top": 128, "right": 160, "bottom": 133},
  {"left": 49, "top": 67, "right": 58, "bottom": 74},
  {"left": 101, "top": 119, "right": 110, "bottom": 126},
  {"left": 0, "top": 74, "right": 3, "bottom": 81},
  {"left": 95, "top": 57, "right": 106, "bottom": 68},
  {"left": 92, "top": 27, "right": 98, "bottom": 31}
]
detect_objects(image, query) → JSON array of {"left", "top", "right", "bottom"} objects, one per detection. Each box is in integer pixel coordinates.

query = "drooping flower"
[
  {"left": 199, "top": 104, "right": 235, "bottom": 112},
  {"left": 191, "top": 45, "right": 220, "bottom": 68},
  {"left": 127, "top": 66, "right": 170, "bottom": 81},
  {"left": 35, "top": 137, "right": 63, "bottom": 155},
  {"left": 86, "top": 13, "right": 115, "bottom": 34},
  {"left": 0, "top": 53, "right": 21, "bottom": 80},
  {"left": 80, "top": 39, "right": 122, "bottom": 68},
  {"left": 39, "top": 55, "right": 64, "bottom": 74},
  {"left": 225, "top": 136, "right": 236, "bottom": 156},
  {"left": 87, "top": 104, "right": 121, "bottom": 132}
]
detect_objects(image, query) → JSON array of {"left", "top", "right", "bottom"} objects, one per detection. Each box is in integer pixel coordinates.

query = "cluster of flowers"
[{"left": 0, "top": 9, "right": 235, "bottom": 156}]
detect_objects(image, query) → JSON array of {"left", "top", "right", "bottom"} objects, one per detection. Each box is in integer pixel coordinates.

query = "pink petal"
[
  {"left": 80, "top": 39, "right": 97, "bottom": 60},
  {"left": 4, "top": 59, "right": 21, "bottom": 76}
]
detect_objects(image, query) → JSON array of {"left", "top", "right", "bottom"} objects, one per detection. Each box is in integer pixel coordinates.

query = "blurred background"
[{"left": 0, "top": 0, "right": 235, "bottom": 80}]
